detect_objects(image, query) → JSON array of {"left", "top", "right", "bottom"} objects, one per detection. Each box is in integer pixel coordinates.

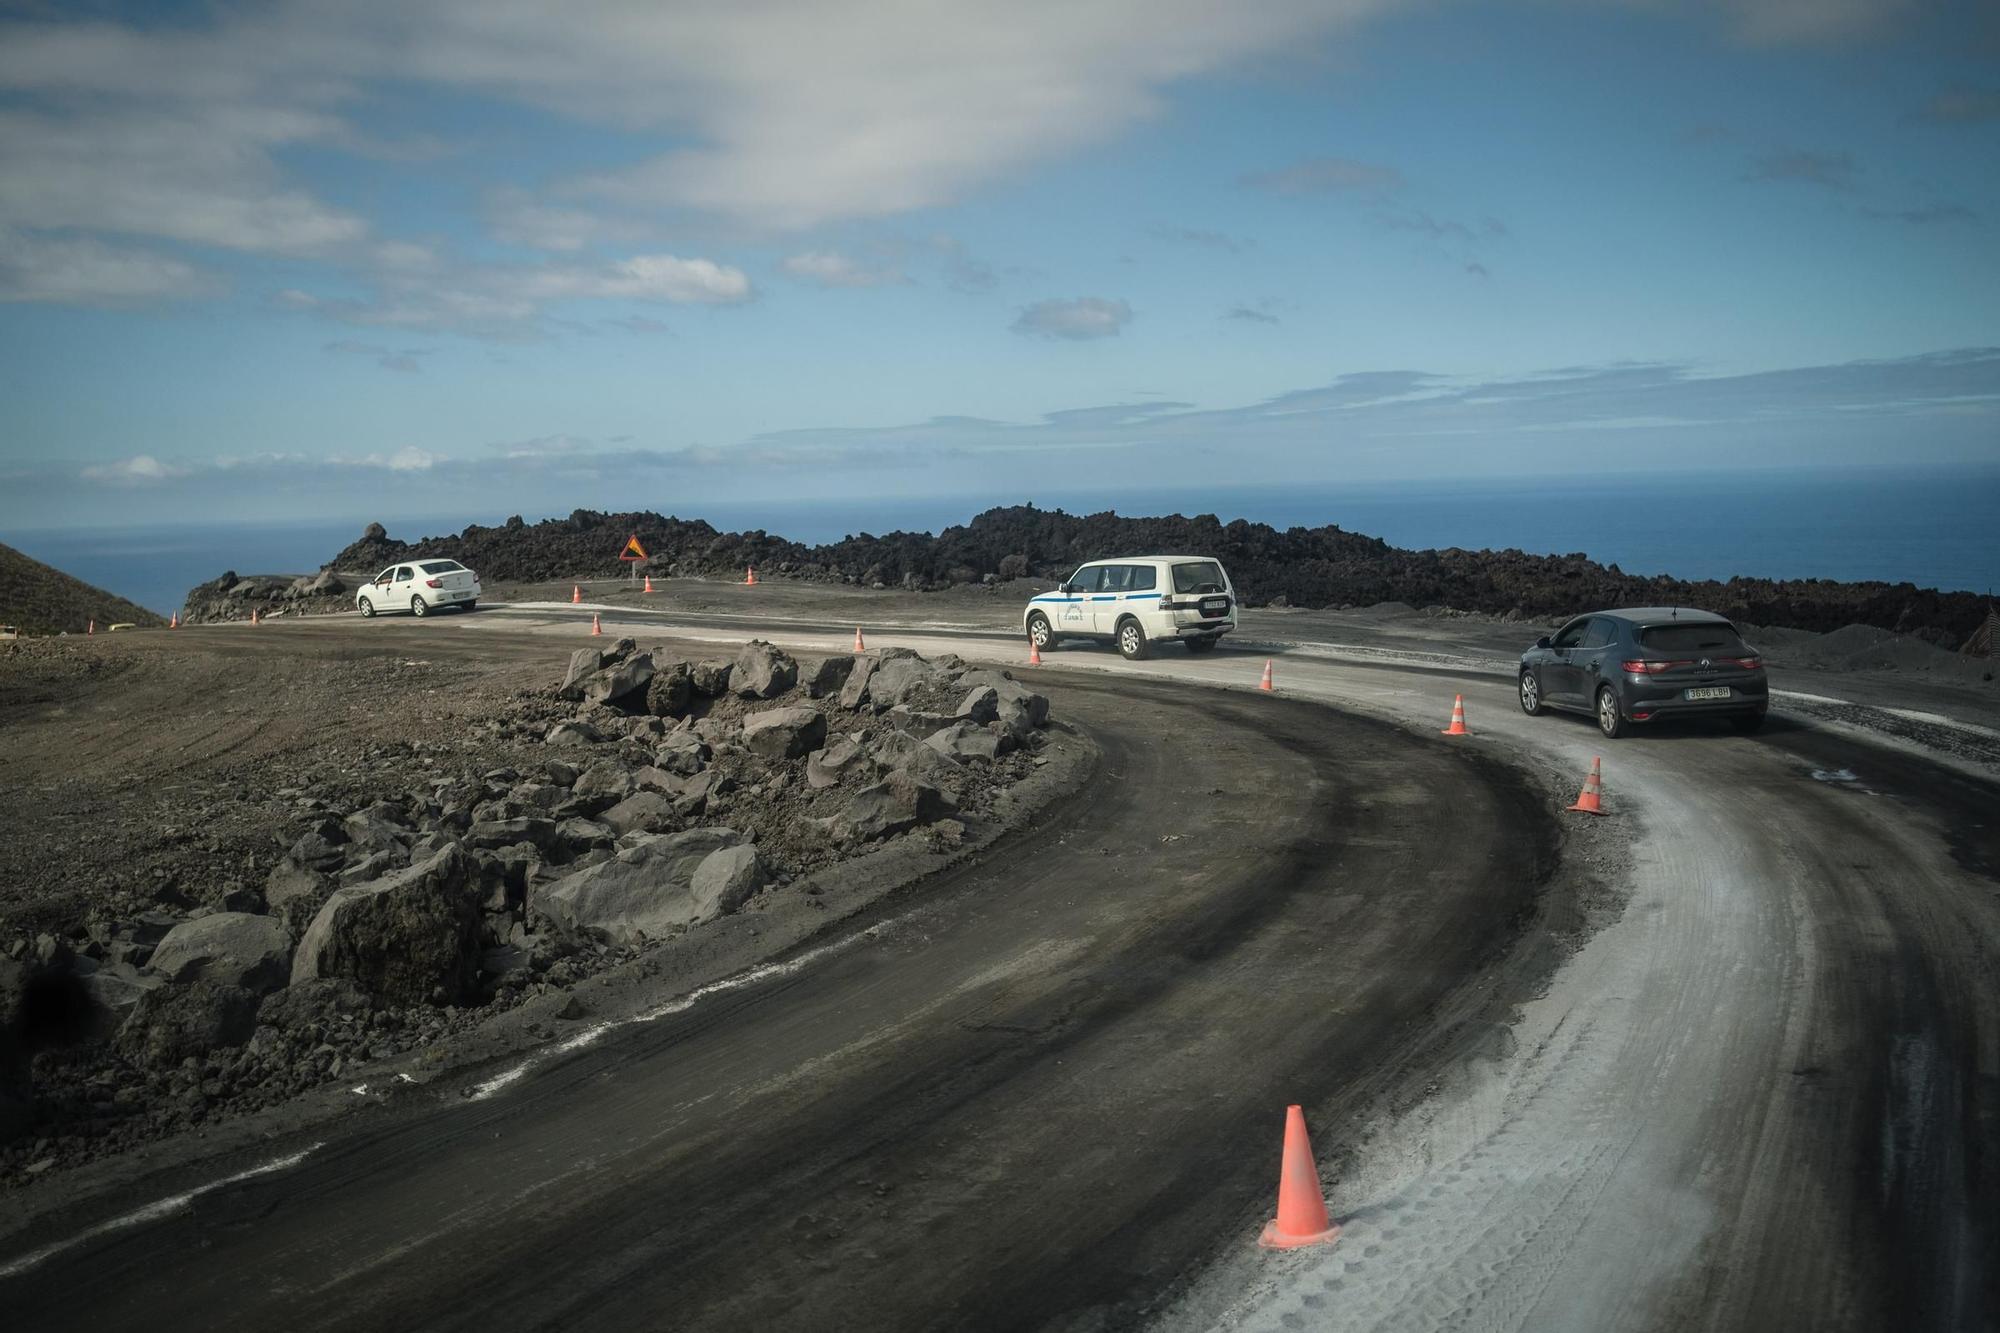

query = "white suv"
[{"left": 1023, "top": 555, "right": 1238, "bottom": 660}]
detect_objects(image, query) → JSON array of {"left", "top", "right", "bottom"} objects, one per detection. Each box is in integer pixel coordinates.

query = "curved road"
[{"left": 2, "top": 606, "right": 1995, "bottom": 1330}]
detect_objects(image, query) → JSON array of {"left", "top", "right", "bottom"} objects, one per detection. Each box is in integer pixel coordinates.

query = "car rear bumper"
[{"left": 1622, "top": 680, "right": 1768, "bottom": 721}]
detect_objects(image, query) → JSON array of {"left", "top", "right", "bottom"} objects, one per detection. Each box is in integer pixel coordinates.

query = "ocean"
[{"left": 6, "top": 465, "right": 1995, "bottom": 616}]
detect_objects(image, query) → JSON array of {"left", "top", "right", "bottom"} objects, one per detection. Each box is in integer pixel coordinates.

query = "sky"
[{"left": 1, "top": 0, "right": 1997, "bottom": 530}]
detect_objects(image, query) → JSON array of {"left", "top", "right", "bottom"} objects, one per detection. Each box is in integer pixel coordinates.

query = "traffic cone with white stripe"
[
  {"left": 745, "top": 567, "right": 757, "bottom": 586},
  {"left": 590, "top": 613, "right": 602, "bottom": 636},
  {"left": 250, "top": 607, "right": 259, "bottom": 626},
  {"left": 1259, "top": 659, "right": 1274, "bottom": 691},
  {"left": 1258, "top": 1105, "right": 1341, "bottom": 1250},
  {"left": 643, "top": 575, "right": 654, "bottom": 594},
  {"left": 571, "top": 585, "right": 581, "bottom": 605},
  {"left": 1028, "top": 635, "right": 1042, "bottom": 666},
  {"left": 170, "top": 613, "right": 178, "bottom": 629},
  {"left": 1568, "top": 757, "right": 1605, "bottom": 815},
  {"left": 1441, "top": 694, "right": 1469, "bottom": 736},
  {"left": 853, "top": 627, "right": 866, "bottom": 653},
  {"left": 87, "top": 620, "right": 94, "bottom": 635}
]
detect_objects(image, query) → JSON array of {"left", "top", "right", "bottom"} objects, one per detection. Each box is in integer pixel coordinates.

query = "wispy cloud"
[
  {"left": 1223, "top": 304, "right": 1280, "bottom": 324},
  {"left": 0, "top": 228, "right": 206, "bottom": 304},
  {"left": 1912, "top": 87, "right": 2000, "bottom": 125},
  {"left": 780, "top": 250, "right": 906, "bottom": 288},
  {"left": 1149, "top": 225, "right": 1255, "bottom": 254},
  {"left": 1743, "top": 148, "right": 1859, "bottom": 191},
  {"left": 324, "top": 339, "right": 432, "bottom": 373},
  {"left": 79, "top": 454, "right": 189, "bottom": 485},
  {"left": 1012, "top": 296, "right": 1133, "bottom": 341},
  {"left": 1241, "top": 156, "right": 1403, "bottom": 194},
  {"left": 1863, "top": 202, "right": 1978, "bottom": 225}
]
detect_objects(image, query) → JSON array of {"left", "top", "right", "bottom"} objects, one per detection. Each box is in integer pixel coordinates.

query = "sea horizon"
[{"left": 7, "top": 462, "right": 1996, "bottom": 616}]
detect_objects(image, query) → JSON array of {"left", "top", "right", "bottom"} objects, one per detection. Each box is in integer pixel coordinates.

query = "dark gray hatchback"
[{"left": 1518, "top": 607, "right": 1769, "bottom": 738}]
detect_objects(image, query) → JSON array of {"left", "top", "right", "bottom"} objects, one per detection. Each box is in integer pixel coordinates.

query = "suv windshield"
[
  {"left": 419, "top": 560, "right": 463, "bottom": 574},
  {"left": 1171, "top": 561, "right": 1227, "bottom": 594},
  {"left": 1640, "top": 623, "right": 1747, "bottom": 655}
]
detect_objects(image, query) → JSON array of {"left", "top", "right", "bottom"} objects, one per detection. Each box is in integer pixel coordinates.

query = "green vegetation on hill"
[{"left": 0, "top": 540, "right": 167, "bottom": 635}]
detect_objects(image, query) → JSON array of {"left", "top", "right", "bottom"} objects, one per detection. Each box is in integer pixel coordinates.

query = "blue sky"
[{"left": 1, "top": 0, "right": 1996, "bottom": 529}]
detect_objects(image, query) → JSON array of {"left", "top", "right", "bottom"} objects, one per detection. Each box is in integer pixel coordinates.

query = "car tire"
[
  {"left": 358, "top": 597, "right": 374, "bottom": 618},
  {"left": 461, "top": 600, "right": 477, "bottom": 613},
  {"left": 1731, "top": 710, "right": 1766, "bottom": 734},
  {"left": 1185, "top": 635, "right": 1218, "bottom": 654},
  {"left": 1596, "top": 685, "right": 1626, "bottom": 739},
  {"left": 1027, "top": 612, "right": 1056, "bottom": 651},
  {"left": 410, "top": 595, "right": 428, "bottom": 618},
  {"left": 1117, "top": 617, "right": 1150, "bottom": 661},
  {"left": 1518, "top": 670, "right": 1543, "bottom": 715}
]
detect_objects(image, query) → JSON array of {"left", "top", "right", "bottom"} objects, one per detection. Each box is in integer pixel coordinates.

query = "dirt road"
[{"left": 2, "top": 600, "right": 1996, "bottom": 1330}]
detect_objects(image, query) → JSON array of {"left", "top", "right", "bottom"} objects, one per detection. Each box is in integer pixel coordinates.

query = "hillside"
[
  {"left": 320, "top": 507, "right": 1993, "bottom": 643},
  {"left": 0, "top": 540, "right": 167, "bottom": 635}
]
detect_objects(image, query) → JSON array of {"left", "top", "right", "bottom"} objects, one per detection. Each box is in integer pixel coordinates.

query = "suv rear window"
[
  {"left": 1640, "top": 623, "right": 1746, "bottom": 654},
  {"left": 1172, "top": 561, "right": 1226, "bottom": 594},
  {"left": 419, "top": 560, "right": 463, "bottom": 574}
]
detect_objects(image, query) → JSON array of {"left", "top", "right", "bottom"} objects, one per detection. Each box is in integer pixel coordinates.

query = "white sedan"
[{"left": 357, "top": 559, "right": 482, "bottom": 617}]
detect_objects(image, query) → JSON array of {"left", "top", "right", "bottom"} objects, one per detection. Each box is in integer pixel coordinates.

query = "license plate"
[
  {"left": 1684, "top": 686, "right": 1730, "bottom": 701},
  {"left": 1200, "top": 598, "right": 1228, "bottom": 615}
]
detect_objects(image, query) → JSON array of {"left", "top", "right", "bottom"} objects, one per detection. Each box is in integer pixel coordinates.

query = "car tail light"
[
  {"left": 425, "top": 578, "right": 443, "bottom": 588},
  {"left": 1731, "top": 656, "right": 1763, "bottom": 670},
  {"left": 1622, "top": 659, "right": 1693, "bottom": 675}
]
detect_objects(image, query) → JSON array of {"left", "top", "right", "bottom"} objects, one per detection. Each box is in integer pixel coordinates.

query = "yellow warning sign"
[{"left": 619, "top": 534, "right": 648, "bottom": 562}]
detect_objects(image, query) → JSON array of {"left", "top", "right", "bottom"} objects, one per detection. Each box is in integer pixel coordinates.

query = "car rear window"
[
  {"left": 1172, "top": 561, "right": 1227, "bottom": 594},
  {"left": 419, "top": 560, "right": 463, "bottom": 574},
  {"left": 1640, "top": 623, "right": 1746, "bottom": 654}
]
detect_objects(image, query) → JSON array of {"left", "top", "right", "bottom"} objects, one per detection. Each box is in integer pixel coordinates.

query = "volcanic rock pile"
[{"left": 0, "top": 640, "right": 1052, "bottom": 1176}]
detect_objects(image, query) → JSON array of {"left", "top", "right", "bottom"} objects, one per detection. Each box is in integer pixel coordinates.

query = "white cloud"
[
  {"left": 0, "top": 229, "right": 205, "bottom": 304},
  {"left": 1013, "top": 296, "right": 1133, "bottom": 341},
  {"left": 331, "top": 447, "right": 440, "bottom": 472},
  {"left": 780, "top": 250, "right": 905, "bottom": 288},
  {"left": 1241, "top": 157, "right": 1403, "bottom": 194},
  {"left": 79, "top": 454, "right": 188, "bottom": 484}
]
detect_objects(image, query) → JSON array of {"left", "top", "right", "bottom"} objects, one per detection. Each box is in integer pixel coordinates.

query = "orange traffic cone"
[
  {"left": 87, "top": 620, "right": 94, "bottom": 635},
  {"left": 1259, "top": 1105, "right": 1341, "bottom": 1249},
  {"left": 1568, "top": 757, "right": 1606, "bottom": 815},
  {"left": 853, "top": 627, "right": 866, "bottom": 653},
  {"left": 1259, "top": 660, "right": 1274, "bottom": 691},
  {"left": 643, "top": 575, "right": 654, "bottom": 594},
  {"left": 745, "top": 567, "right": 757, "bottom": 586},
  {"left": 1441, "top": 694, "right": 1469, "bottom": 736},
  {"left": 590, "top": 613, "right": 602, "bottom": 636},
  {"left": 1028, "top": 636, "right": 1042, "bottom": 666},
  {"left": 170, "top": 613, "right": 178, "bottom": 629},
  {"left": 571, "top": 585, "right": 581, "bottom": 604}
]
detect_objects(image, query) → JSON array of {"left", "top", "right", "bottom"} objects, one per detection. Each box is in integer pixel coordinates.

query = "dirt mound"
[
  {"left": 287, "top": 507, "right": 1991, "bottom": 642},
  {"left": 0, "top": 541, "right": 165, "bottom": 636}
]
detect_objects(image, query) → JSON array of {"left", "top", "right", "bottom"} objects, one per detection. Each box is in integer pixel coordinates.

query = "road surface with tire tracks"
[{"left": 1, "top": 603, "right": 1994, "bottom": 1331}]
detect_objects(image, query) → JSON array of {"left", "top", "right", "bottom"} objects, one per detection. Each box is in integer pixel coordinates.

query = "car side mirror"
[{"left": 1535, "top": 635, "right": 1552, "bottom": 649}]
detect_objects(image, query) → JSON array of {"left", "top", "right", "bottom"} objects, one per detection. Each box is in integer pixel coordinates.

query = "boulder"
[
  {"left": 955, "top": 685, "right": 1000, "bottom": 724},
  {"left": 836, "top": 772, "right": 957, "bottom": 843},
  {"left": 533, "top": 828, "right": 747, "bottom": 944},
  {"left": 689, "top": 659, "right": 734, "bottom": 696},
  {"left": 288, "top": 818, "right": 348, "bottom": 869},
  {"left": 466, "top": 816, "right": 558, "bottom": 851},
  {"left": 925, "top": 722, "right": 1001, "bottom": 763},
  {"left": 258, "top": 977, "right": 373, "bottom": 1030},
  {"left": 732, "top": 640, "right": 799, "bottom": 699},
  {"left": 572, "top": 759, "right": 637, "bottom": 807},
  {"left": 647, "top": 662, "right": 694, "bottom": 717},
  {"left": 740, "top": 705, "right": 827, "bottom": 760},
  {"left": 806, "top": 736, "right": 866, "bottom": 789},
  {"left": 865, "top": 655, "right": 942, "bottom": 709},
  {"left": 654, "top": 730, "right": 709, "bottom": 775},
  {"left": 556, "top": 817, "right": 616, "bottom": 852},
  {"left": 839, "top": 653, "right": 881, "bottom": 709},
  {"left": 688, "top": 844, "right": 769, "bottom": 919},
  {"left": 557, "top": 647, "right": 606, "bottom": 701},
  {"left": 885, "top": 705, "right": 957, "bottom": 736},
  {"left": 338, "top": 850, "right": 398, "bottom": 886},
  {"left": 582, "top": 652, "right": 656, "bottom": 711},
  {"left": 797, "top": 654, "right": 856, "bottom": 698},
  {"left": 80, "top": 965, "right": 164, "bottom": 1039},
  {"left": 289, "top": 845, "right": 486, "bottom": 1006},
  {"left": 870, "top": 729, "right": 961, "bottom": 778},
  {"left": 146, "top": 913, "right": 293, "bottom": 995},
  {"left": 599, "top": 790, "right": 682, "bottom": 836},
  {"left": 545, "top": 720, "right": 603, "bottom": 747},
  {"left": 265, "top": 858, "right": 329, "bottom": 911},
  {"left": 118, "top": 980, "right": 260, "bottom": 1064}
]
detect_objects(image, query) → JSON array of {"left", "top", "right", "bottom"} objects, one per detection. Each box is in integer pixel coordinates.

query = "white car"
[
  {"left": 357, "top": 559, "right": 482, "bottom": 618},
  {"left": 1023, "top": 555, "right": 1238, "bottom": 660}
]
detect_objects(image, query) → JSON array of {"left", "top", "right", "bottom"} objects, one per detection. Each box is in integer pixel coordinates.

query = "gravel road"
[{"left": 2, "top": 594, "right": 1994, "bottom": 1330}]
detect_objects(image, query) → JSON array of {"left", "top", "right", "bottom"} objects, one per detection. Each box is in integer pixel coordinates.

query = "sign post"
[{"left": 618, "top": 534, "right": 649, "bottom": 584}]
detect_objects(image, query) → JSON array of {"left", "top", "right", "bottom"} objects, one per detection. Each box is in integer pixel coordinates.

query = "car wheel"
[
  {"left": 358, "top": 597, "right": 374, "bottom": 618},
  {"left": 1731, "top": 710, "right": 1766, "bottom": 734},
  {"left": 461, "top": 600, "right": 477, "bottom": 613},
  {"left": 1185, "top": 635, "right": 1218, "bottom": 654},
  {"left": 410, "top": 595, "right": 428, "bottom": 618},
  {"left": 1117, "top": 618, "right": 1150, "bottom": 661},
  {"left": 1596, "top": 685, "right": 1626, "bottom": 739},
  {"left": 1027, "top": 612, "right": 1056, "bottom": 650},
  {"left": 1518, "top": 670, "right": 1543, "bottom": 715}
]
